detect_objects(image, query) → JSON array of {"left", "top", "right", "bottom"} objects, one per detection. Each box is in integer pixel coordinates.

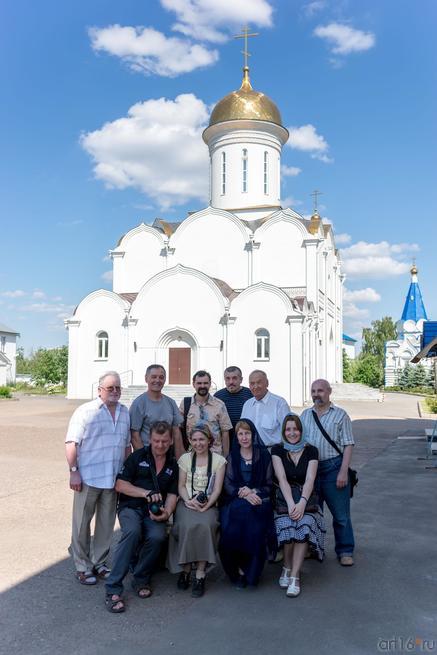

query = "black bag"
[
  {"left": 180, "top": 396, "right": 192, "bottom": 451},
  {"left": 311, "top": 411, "right": 358, "bottom": 498},
  {"left": 273, "top": 481, "right": 319, "bottom": 514}
]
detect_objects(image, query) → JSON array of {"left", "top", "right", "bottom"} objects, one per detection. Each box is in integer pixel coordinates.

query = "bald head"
[
  {"left": 311, "top": 379, "right": 332, "bottom": 407},
  {"left": 249, "top": 370, "right": 269, "bottom": 401}
]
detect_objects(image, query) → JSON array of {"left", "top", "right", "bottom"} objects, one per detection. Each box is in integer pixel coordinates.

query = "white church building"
[{"left": 65, "top": 65, "right": 344, "bottom": 405}]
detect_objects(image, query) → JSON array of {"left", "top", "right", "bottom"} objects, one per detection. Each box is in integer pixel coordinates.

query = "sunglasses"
[{"left": 100, "top": 385, "right": 121, "bottom": 392}]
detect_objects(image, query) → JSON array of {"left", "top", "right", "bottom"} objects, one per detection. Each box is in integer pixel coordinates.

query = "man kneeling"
[{"left": 105, "top": 421, "right": 178, "bottom": 613}]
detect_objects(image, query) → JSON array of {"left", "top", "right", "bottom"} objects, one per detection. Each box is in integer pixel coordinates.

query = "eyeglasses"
[{"left": 100, "top": 386, "right": 121, "bottom": 392}]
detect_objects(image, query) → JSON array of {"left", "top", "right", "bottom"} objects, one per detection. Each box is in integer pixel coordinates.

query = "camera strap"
[
  {"left": 147, "top": 448, "right": 161, "bottom": 495},
  {"left": 191, "top": 450, "right": 212, "bottom": 498}
]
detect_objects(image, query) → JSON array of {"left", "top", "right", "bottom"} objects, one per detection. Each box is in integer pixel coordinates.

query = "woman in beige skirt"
[{"left": 168, "top": 424, "right": 226, "bottom": 597}]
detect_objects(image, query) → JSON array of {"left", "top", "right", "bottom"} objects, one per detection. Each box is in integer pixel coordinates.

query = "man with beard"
[
  {"left": 180, "top": 370, "right": 232, "bottom": 456},
  {"left": 214, "top": 366, "right": 252, "bottom": 446},
  {"left": 300, "top": 379, "right": 355, "bottom": 566}
]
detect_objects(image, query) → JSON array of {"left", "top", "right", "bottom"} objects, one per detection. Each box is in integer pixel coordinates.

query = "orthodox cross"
[
  {"left": 234, "top": 25, "right": 259, "bottom": 68},
  {"left": 311, "top": 189, "right": 323, "bottom": 213}
]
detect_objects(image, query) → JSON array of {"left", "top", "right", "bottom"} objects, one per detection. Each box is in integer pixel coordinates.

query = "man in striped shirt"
[
  {"left": 214, "top": 366, "right": 252, "bottom": 446},
  {"left": 65, "top": 371, "right": 131, "bottom": 585},
  {"left": 301, "top": 379, "right": 355, "bottom": 566}
]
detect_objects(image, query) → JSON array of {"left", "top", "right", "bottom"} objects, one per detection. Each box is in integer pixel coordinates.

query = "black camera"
[
  {"left": 148, "top": 500, "right": 164, "bottom": 515},
  {"left": 195, "top": 491, "right": 208, "bottom": 505}
]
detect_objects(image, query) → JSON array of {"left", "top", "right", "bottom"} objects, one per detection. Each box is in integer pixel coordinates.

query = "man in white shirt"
[
  {"left": 65, "top": 371, "right": 131, "bottom": 585},
  {"left": 241, "top": 370, "right": 291, "bottom": 448}
]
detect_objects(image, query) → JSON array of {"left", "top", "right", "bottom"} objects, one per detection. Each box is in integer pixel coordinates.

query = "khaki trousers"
[{"left": 70, "top": 483, "right": 117, "bottom": 573}]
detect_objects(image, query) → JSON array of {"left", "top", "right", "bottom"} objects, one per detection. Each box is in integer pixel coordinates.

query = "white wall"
[
  {"left": 112, "top": 225, "right": 165, "bottom": 294},
  {"left": 170, "top": 211, "right": 250, "bottom": 290},
  {"left": 66, "top": 292, "right": 129, "bottom": 398},
  {"left": 228, "top": 285, "right": 304, "bottom": 406},
  {"left": 0, "top": 332, "right": 17, "bottom": 383},
  {"left": 253, "top": 217, "right": 307, "bottom": 287},
  {"left": 129, "top": 268, "right": 227, "bottom": 389}
]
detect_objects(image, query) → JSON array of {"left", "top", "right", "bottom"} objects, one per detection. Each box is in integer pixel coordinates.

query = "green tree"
[
  {"left": 342, "top": 349, "right": 354, "bottom": 382},
  {"left": 16, "top": 347, "right": 32, "bottom": 374},
  {"left": 31, "top": 346, "right": 68, "bottom": 385},
  {"left": 361, "top": 316, "right": 397, "bottom": 360},
  {"left": 354, "top": 353, "right": 382, "bottom": 388}
]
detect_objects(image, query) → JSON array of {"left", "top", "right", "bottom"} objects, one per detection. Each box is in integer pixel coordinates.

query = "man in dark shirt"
[
  {"left": 214, "top": 366, "right": 252, "bottom": 445},
  {"left": 104, "top": 421, "right": 178, "bottom": 612}
]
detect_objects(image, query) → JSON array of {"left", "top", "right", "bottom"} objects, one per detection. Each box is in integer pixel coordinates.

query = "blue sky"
[{"left": 1, "top": 0, "right": 436, "bottom": 353}]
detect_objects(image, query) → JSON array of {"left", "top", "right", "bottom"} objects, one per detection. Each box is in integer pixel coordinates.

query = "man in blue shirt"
[{"left": 215, "top": 366, "right": 252, "bottom": 445}]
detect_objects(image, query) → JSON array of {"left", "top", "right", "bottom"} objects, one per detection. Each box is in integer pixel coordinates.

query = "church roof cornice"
[
  {"left": 71, "top": 289, "right": 130, "bottom": 317},
  {"left": 133, "top": 264, "right": 230, "bottom": 311},
  {"left": 114, "top": 222, "right": 166, "bottom": 250}
]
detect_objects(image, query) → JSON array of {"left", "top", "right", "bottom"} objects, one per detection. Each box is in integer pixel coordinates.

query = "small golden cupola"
[{"left": 308, "top": 209, "right": 322, "bottom": 235}]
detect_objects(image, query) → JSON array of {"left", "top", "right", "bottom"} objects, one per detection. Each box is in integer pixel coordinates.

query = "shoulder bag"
[{"left": 311, "top": 410, "right": 358, "bottom": 497}]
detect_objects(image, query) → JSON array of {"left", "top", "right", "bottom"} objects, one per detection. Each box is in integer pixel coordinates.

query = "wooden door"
[{"left": 169, "top": 348, "right": 191, "bottom": 384}]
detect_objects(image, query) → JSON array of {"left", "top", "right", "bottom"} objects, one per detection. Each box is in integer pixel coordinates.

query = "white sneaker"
[
  {"left": 286, "top": 577, "right": 301, "bottom": 597},
  {"left": 279, "top": 568, "right": 292, "bottom": 588}
]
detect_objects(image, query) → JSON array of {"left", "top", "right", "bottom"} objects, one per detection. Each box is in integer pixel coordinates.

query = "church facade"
[
  {"left": 65, "top": 66, "right": 344, "bottom": 405},
  {"left": 384, "top": 264, "right": 431, "bottom": 386}
]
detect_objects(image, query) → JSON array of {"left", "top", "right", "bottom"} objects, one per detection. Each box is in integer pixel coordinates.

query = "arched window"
[
  {"left": 255, "top": 328, "right": 270, "bottom": 360},
  {"left": 96, "top": 331, "right": 109, "bottom": 359},
  {"left": 263, "top": 151, "right": 268, "bottom": 194},
  {"left": 221, "top": 151, "right": 226, "bottom": 195},
  {"left": 242, "top": 148, "right": 248, "bottom": 193}
]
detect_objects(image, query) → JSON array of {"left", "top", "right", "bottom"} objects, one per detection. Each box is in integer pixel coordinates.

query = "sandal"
[
  {"left": 105, "top": 594, "right": 125, "bottom": 613},
  {"left": 137, "top": 586, "right": 152, "bottom": 599},
  {"left": 75, "top": 571, "right": 97, "bottom": 585},
  {"left": 93, "top": 565, "right": 111, "bottom": 580}
]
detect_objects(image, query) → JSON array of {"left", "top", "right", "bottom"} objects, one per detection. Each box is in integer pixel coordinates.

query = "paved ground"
[{"left": 0, "top": 393, "right": 436, "bottom": 655}]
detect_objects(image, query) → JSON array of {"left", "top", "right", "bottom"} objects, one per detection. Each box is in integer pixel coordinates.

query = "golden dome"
[
  {"left": 411, "top": 263, "right": 418, "bottom": 275},
  {"left": 208, "top": 67, "right": 283, "bottom": 127},
  {"left": 308, "top": 210, "right": 321, "bottom": 235}
]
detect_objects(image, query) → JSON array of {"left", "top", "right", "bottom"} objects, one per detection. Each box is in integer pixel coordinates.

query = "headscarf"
[
  {"left": 281, "top": 413, "right": 307, "bottom": 452},
  {"left": 230, "top": 417, "right": 270, "bottom": 489}
]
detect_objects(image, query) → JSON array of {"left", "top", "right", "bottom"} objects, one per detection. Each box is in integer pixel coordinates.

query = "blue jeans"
[
  {"left": 316, "top": 456, "right": 354, "bottom": 557},
  {"left": 105, "top": 507, "right": 167, "bottom": 595}
]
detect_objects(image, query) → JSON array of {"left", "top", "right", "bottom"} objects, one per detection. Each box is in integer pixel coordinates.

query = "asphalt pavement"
[{"left": 0, "top": 392, "right": 436, "bottom": 655}]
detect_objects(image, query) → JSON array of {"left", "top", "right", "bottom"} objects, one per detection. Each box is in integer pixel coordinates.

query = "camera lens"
[{"left": 149, "top": 502, "right": 161, "bottom": 515}]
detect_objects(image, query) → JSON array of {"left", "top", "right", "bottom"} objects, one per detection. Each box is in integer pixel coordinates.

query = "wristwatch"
[{"left": 70, "top": 466, "right": 79, "bottom": 472}]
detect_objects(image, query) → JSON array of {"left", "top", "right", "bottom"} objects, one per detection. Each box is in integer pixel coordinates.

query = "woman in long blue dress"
[{"left": 219, "top": 419, "right": 274, "bottom": 588}]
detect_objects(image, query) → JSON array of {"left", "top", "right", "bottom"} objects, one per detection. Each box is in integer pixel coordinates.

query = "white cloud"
[
  {"left": 341, "top": 240, "right": 418, "bottom": 278},
  {"left": 281, "top": 165, "right": 301, "bottom": 177},
  {"left": 314, "top": 23, "right": 375, "bottom": 55},
  {"left": 286, "top": 124, "right": 333, "bottom": 163},
  {"left": 21, "top": 301, "right": 74, "bottom": 318},
  {"left": 1, "top": 290, "right": 26, "bottom": 298},
  {"left": 303, "top": 1, "right": 327, "bottom": 17},
  {"left": 32, "top": 290, "right": 46, "bottom": 299},
  {"left": 161, "top": 0, "right": 273, "bottom": 43},
  {"left": 344, "top": 287, "right": 381, "bottom": 303},
  {"left": 57, "top": 219, "right": 84, "bottom": 227},
  {"left": 335, "top": 232, "right": 351, "bottom": 245},
  {"left": 101, "top": 270, "right": 113, "bottom": 282},
  {"left": 81, "top": 93, "right": 210, "bottom": 208},
  {"left": 343, "top": 301, "right": 369, "bottom": 319},
  {"left": 282, "top": 195, "right": 303, "bottom": 208},
  {"left": 89, "top": 25, "right": 218, "bottom": 77}
]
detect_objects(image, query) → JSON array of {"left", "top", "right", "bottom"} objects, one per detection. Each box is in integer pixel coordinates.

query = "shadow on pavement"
[{"left": 1, "top": 416, "right": 436, "bottom": 655}]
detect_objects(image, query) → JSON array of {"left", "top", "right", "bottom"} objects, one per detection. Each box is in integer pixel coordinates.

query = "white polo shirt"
[
  {"left": 65, "top": 398, "right": 130, "bottom": 489},
  {"left": 241, "top": 391, "right": 291, "bottom": 447}
]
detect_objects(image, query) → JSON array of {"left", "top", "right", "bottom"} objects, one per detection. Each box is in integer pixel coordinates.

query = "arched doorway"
[{"left": 158, "top": 329, "right": 198, "bottom": 385}]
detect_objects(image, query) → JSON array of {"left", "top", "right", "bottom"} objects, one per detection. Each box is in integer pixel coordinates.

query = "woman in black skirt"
[{"left": 272, "top": 414, "right": 325, "bottom": 598}]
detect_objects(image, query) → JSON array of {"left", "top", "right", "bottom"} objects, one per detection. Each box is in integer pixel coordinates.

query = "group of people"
[{"left": 65, "top": 364, "right": 356, "bottom": 613}]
